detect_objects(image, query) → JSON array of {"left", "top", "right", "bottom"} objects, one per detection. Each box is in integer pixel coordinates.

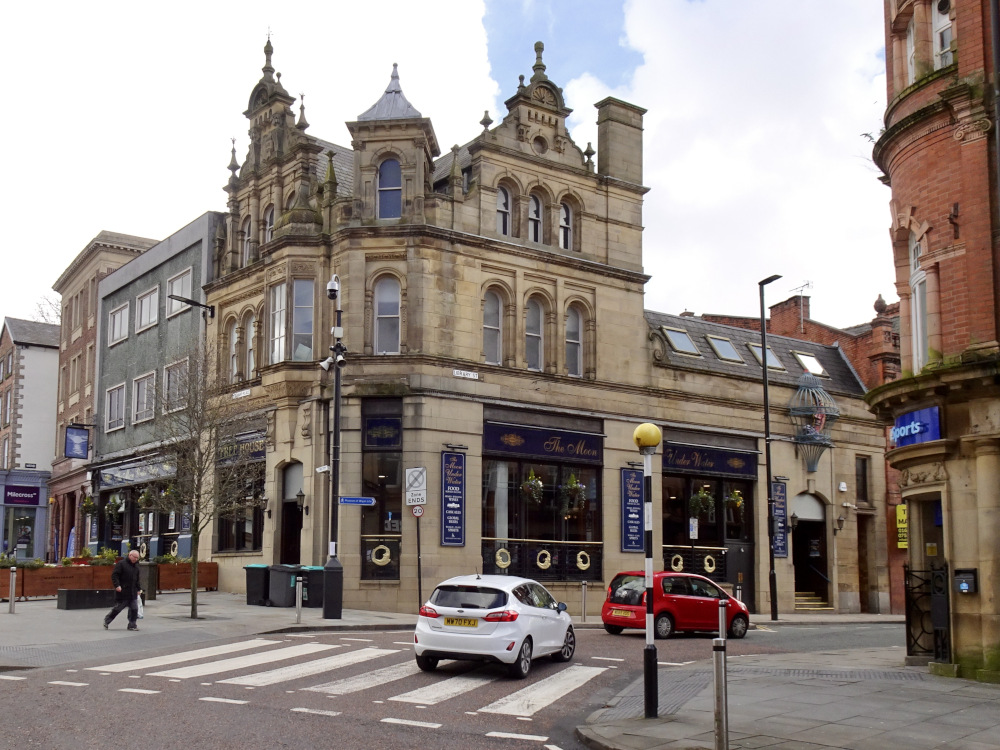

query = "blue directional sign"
[{"left": 340, "top": 496, "right": 376, "bottom": 506}]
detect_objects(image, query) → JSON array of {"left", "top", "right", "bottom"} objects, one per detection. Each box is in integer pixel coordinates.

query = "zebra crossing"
[{"left": 79, "top": 635, "right": 608, "bottom": 720}]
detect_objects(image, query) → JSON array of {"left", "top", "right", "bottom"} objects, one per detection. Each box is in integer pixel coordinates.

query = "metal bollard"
[
  {"left": 8, "top": 567, "right": 15, "bottom": 614},
  {"left": 581, "top": 580, "right": 587, "bottom": 623},
  {"left": 295, "top": 576, "right": 303, "bottom": 625},
  {"left": 713, "top": 598, "right": 729, "bottom": 750}
]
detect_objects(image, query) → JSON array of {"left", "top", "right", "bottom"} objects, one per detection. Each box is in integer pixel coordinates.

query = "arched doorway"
[
  {"left": 279, "top": 462, "right": 304, "bottom": 565},
  {"left": 790, "top": 493, "right": 830, "bottom": 606}
]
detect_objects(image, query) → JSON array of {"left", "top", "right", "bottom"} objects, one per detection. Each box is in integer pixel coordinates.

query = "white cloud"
[{"left": 3, "top": 0, "right": 891, "bottom": 331}]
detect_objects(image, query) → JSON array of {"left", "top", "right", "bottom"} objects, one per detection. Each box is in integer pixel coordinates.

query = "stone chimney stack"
[{"left": 596, "top": 97, "right": 646, "bottom": 185}]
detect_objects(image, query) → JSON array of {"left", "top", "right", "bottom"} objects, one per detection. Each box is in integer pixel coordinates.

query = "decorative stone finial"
[
  {"left": 262, "top": 37, "right": 275, "bottom": 80},
  {"left": 531, "top": 41, "right": 548, "bottom": 83},
  {"left": 228, "top": 138, "right": 239, "bottom": 173},
  {"left": 480, "top": 110, "right": 493, "bottom": 131},
  {"left": 297, "top": 93, "right": 310, "bottom": 130},
  {"left": 874, "top": 294, "right": 887, "bottom": 315}
]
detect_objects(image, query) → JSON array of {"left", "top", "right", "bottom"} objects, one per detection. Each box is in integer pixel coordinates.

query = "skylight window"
[
  {"left": 706, "top": 335, "right": 744, "bottom": 363},
  {"left": 748, "top": 343, "right": 784, "bottom": 370},
  {"left": 793, "top": 351, "right": 827, "bottom": 377},
  {"left": 661, "top": 327, "right": 701, "bottom": 356}
]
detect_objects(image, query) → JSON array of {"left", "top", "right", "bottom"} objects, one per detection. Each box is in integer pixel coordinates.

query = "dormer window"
[{"left": 377, "top": 158, "right": 402, "bottom": 219}]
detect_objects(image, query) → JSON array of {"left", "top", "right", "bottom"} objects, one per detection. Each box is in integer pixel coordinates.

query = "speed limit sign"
[{"left": 411, "top": 505, "right": 424, "bottom": 518}]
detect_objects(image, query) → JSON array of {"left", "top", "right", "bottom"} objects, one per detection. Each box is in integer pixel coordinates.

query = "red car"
[{"left": 601, "top": 571, "right": 750, "bottom": 639}]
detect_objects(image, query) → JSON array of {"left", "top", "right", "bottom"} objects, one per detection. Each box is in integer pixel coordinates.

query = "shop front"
[
  {"left": 660, "top": 439, "right": 758, "bottom": 610},
  {"left": 480, "top": 414, "right": 604, "bottom": 583},
  {"left": 2, "top": 483, "right": 47, "bottom": 561}
]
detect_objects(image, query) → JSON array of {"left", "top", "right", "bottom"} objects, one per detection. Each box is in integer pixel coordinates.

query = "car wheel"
[
  {"left": 728, "top": 614, "right": 749, "bottom": 639},
  {"left": 603, "top": 624, "right": 624, "bottom": 635},
  {"left": 508, "top": 638, "right": 533, "bottom": 679},
  {"left": 552, "top": 627, "right": 576, "bottom": 662},
  {"left": 415, "top": 654, "right": 438, "bottom": 672},
  {"left": 654, "top": 612, "right": 674, "bottom": 639}
]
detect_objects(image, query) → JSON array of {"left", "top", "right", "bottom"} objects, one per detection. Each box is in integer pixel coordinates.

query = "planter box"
[
  {"left": 156, "top": 562, "right": 218, "bottom": 592},
  {"left": 21, "top": 566, "right": 99, "bottom": 598},
  {"left": 0, "top": 569, "right": 18, "bottom": 600}
]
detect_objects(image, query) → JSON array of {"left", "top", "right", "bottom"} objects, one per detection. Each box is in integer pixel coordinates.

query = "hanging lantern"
[{"left": 788, "top": 372, "right": 840, "bottom": 472}]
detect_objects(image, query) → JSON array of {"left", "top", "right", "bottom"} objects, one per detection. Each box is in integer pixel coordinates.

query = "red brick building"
[{"left": 867, "top": 0, "right": 1000, "bottom": 681}]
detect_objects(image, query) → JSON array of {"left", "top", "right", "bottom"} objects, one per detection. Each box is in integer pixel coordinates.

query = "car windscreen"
[
  {"left": 430, "top": 585, "right": 507, "bottom": 609},
  {"left": 608, "top": 574, "right": 645, "bottom": 605}
]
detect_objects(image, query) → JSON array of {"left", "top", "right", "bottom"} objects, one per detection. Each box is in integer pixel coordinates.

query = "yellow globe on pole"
[{"left": 634, "top": 421, "right": 661, "bottom": 718}]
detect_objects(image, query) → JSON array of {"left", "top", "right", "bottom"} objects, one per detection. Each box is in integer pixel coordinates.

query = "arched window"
[
  {"left": 241, "top": 217, "right": 252, "bottom": 267},
  {"left": 565, "top": 306, "right": 582, "bottom": 377},
  {"left": 526, "top": 297, "right": 543, "bottom": 371},
  {"left": 374, "top": 277, "right": 401, "bottom": 354},
  {"left": 228, "top": 320, "right": 240, "bottom": 383},
  {"left": 559, "top": 203, "right": 572, "bottom": 250},
  {"left": 496, "top": 188, "right": 511, "bottom": 236},
  {"left": 528, "top": 195, "right": 542, "bottom": 243},
  {"left": 909, "top": 231, "right": 928, "bottom": 371},
  {"left": 263, "top": 205, "right": 275, "bottom": 244},
  {"left": 484, "top": 290, "right": 502, "bottom": 365},
  {"left": 377, "top": 158, "right": 402, "bottom": 219},
  {"left": 244, "top": 312, "right": 256, "bottom": 378}
]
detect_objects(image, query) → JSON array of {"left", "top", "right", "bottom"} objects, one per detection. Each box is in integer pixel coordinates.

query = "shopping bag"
[{"left": 136, "top": 596, "right": 145, "bottom": 619}]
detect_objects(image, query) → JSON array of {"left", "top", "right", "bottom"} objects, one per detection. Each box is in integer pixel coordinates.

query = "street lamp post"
[
  {"left": 633, "top": 422, "right": 662, "bottom": 719},
  {"left": 759, "top": 274, "right": 781, "bottom": 622},
  {"left": 323, "top": 274, "right": 346, "bottom": 620}
]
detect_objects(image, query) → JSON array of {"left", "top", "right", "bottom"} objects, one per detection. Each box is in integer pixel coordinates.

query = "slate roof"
[
  {"left": 645, "top": 311, "right": 866, "bottom": 397},
  {"left": 432, "top": 143, "right": 473, "bottom": 186},
  {"left": 3, "top": 317, "right": 60, "bottom": 349},
  {"left": 310, "top": 137, "right": 354, "bottom": 198},
  {"left": 357, "top": 64, "right": 422, "bottom": 121}
]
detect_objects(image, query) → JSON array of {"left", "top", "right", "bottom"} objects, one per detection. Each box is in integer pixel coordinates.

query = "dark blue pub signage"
[
  {"left": 65, "top": 426, "right": 90, "bottom": 459},
  {"left": 365, "top": 417, "right": 402, "bottom": 449},
  {"left": 662, "top": 444, "right": 757, "bottom": 478},
  {"left": 620, "top": 468, "right": 643, "bottom": 552},
  {"left": 483, "top": 423, "right": 603, "bottom": 464},
  {"left": 441, "top": 452, "right": 465, "bottom": 547},
  {"left": 772, "top": 481, "right": 788, "bottom": 558}
]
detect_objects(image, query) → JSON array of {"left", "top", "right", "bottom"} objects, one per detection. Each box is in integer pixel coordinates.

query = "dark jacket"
[{"left": 110, "top": 558, "right": 142, "bottom": 601}]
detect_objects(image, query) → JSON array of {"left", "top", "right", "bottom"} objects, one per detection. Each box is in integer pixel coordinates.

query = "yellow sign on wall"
[{"left": 896, "top": 504, "right": 908, "bottom": 549}]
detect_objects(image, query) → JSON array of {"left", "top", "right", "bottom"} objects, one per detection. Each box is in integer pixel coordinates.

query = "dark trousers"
[{"left": 104, "top": 597, "right": 138, "bottom": 628}]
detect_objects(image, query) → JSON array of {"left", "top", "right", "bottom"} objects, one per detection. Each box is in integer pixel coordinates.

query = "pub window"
[
  {"left": 360, "top": 400, "right": 403, "bottom": 581},
  {"left": 374, "top": 276, "right": 401, "bottom": 355},
  {"left": 215, "top": 464, "right": 264, "bottom": 553},
  {"left": 496, "top": 187, "right": 511, "bottom": 236},
  {"left": 856, "top": 456, "right": 870, "bottom": 505},
  {"left": 269, "top": 282, "right": 287, "bottom": 364},
  {"left": 528, "top": 195, "right": 542, "bottom": 243},
  {"left": 483, "top": 289, "right": 502, "bottom": 365},
  {"left": 377, "top": 158, "right": 402, "bottom": 219},
  {"left": 565, "top": 305, "right": 582, "bottom": 377},
  {"left": 526, "top": 297, "right": 544, "bottom": 371},
  {"left": 291, "top": 279, "right": 314, "bottom": 361}
]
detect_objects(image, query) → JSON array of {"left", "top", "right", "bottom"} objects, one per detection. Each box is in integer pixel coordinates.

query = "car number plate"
[
  {"left": 444, "top": 617, "right": 478, "bottom": 627},
  {"left": 611, "top": 609, "right": 634, "bottom": 618}
]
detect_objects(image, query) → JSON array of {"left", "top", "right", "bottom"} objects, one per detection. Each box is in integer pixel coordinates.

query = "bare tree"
[
  {"left": 141, "top": 342, "right": 266, "bottom": 619},
  {"left": 33, "top": 294, "right": 62, "bottom": 324}
]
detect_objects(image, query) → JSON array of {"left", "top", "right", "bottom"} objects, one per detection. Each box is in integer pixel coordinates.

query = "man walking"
[{"left": 103, "top": 549, "right": 143, "bottom": 631}]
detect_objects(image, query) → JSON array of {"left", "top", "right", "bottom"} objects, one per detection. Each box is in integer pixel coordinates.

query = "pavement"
[{"left": 1, "top": 592, "right": 998, "bottom": 750}]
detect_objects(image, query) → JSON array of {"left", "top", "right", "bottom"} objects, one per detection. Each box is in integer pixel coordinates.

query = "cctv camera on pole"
[{"left": 323, "top": 274, "right": 345, "bottom": 619}]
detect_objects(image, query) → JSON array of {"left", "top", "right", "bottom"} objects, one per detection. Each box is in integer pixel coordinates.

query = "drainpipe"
[{"left": 992, "top": 1, "right": 1000, "bottom": 231}]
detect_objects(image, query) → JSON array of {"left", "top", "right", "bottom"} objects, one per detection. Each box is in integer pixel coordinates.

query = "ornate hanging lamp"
[{"left": 788, "top": 372, "right": 840, "bottom": 472}]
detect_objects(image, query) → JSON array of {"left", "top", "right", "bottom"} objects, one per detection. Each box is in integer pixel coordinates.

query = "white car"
[{"left": 413, "top": 574, "right": 575, "bottom": 678}]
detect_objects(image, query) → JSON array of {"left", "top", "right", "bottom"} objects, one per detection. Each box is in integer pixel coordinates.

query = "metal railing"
[
  {"left": 481, "top": 538, "right": 603, "bottom": 581},
  {"left": 662, "top": 545, "right": 728, "bottom": 582}
]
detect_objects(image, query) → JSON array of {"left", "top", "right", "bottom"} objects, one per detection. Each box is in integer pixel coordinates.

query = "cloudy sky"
[{"left": 2, "top": 0, "right": 890, "bottom": 329}]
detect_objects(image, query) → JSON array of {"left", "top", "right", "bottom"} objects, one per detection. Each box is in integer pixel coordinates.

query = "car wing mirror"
[{"left": 557, "top": 602, "right": 568, "bottom": 613}]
